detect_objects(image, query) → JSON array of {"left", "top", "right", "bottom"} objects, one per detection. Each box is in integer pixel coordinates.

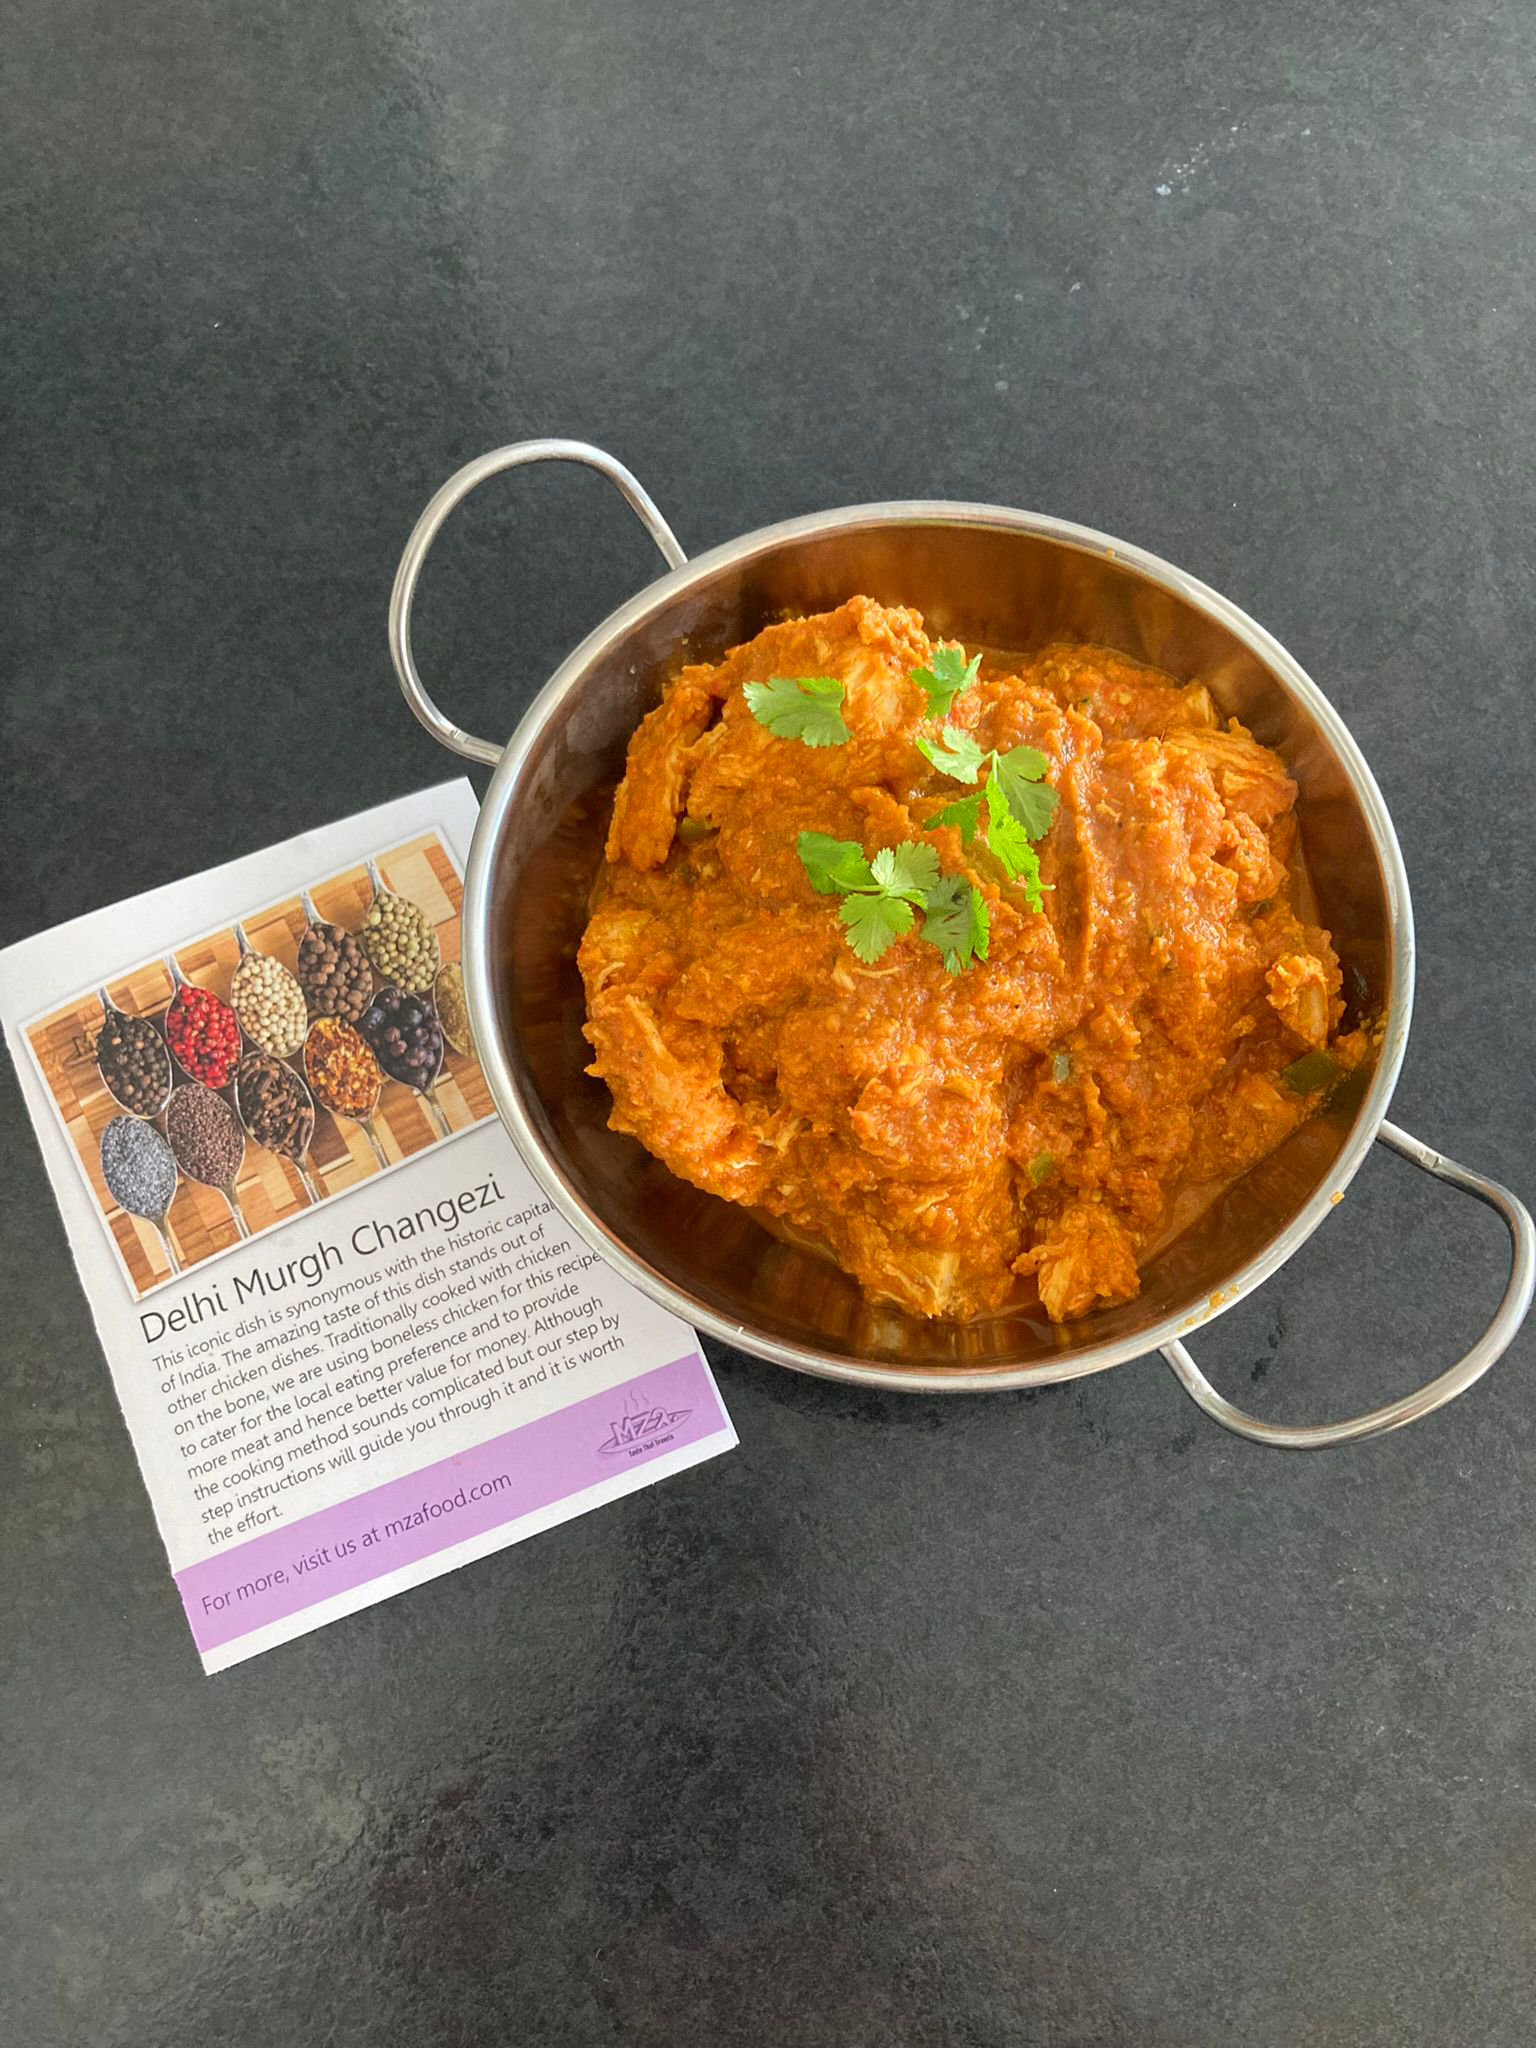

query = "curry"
[{"left": 579, "top": 597, "right": 1364, "bottom": 1323}]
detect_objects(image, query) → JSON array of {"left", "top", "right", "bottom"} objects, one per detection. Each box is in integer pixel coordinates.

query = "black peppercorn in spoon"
[
  {"left": 295, "top": 890, "right": 373, "bottom": 1023},
  {"left": 94, "top": 987, "right": 172, "bottom": 1118}
]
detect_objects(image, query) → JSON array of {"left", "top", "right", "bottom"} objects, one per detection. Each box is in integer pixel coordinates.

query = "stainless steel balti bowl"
[{"left": 389, "top": 440, "right": 1533, "bottom": 1447}]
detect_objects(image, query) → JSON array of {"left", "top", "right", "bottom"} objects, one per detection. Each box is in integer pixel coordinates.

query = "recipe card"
[{"left": 1, "top": 781, "right": 734, "bottom": 1671}]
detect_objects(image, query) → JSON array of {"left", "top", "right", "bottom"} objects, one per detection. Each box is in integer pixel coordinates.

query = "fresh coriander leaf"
[
  {"left": 917, "top": 725, "right": 986, "bottom": 783},
  {"left": 743, "top": 674, "right": 851, "bottom": 747},
  {"left": 1051, "top": 1052, "right": 1072, "bottom": 1082},
  {"left": 797, "top": 831, "right": 875, "bottom": 896},
  {"left": 804, "top": 828, "right": 975, "bottom": 969},
  {"left": 840, "top": 892, "right": 914, "bottom": 963},
  {"left": 988, "top": 744, "right": 1059, "bottom": 840},
  {"left": 919, "top": 875, "right": 971, "bottom": 963},
  {"left": 925, "top": 792, "right": 983, "bottom": 843},
  {"left": 1004, "top": 777, "right": 1059, "bottom": 842},
  {"left": 983, "top": 786, "right": 1036, "bottom": 879},
  {"left": 968, "top": 882, "right": 991, "bottom": 964},
  {"left": 999, "top": 742, "right": 1049, "bottom": 781},
  {"left": 982, "top": 788, "right": 1048, "bottom": 910},
  {"left": 870, "top": 841, "right": 941, "bottom": 903},
  {"left": 1015, "top": 844, "right": 1047, "bottom": 913},
  {"left": 912, "top": 643, "right": 982, "bottom": 719},
  {"left": 1028, "top": 1151, "right": 1056, "bottom": 1185},
  {"left": 920, "top": 875, "right": 990, "bottom": 974}
]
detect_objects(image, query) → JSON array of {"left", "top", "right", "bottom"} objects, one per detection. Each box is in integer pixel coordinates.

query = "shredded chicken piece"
[
  {"left": 1014, "top": 1203, "right": 1142, "bottom": 1321},
  {"left": 1266, "top": 951, "right": 1337, "bottom": 1048}
]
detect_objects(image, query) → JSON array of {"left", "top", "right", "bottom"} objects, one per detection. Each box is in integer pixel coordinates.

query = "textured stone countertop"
[{"left": 4, "top": 2, "right": 1535, "bottom": 2041}]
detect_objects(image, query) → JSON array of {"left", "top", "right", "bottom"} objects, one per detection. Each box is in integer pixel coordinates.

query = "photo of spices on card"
[{"left": 21, "top": 831, "right": 493, "bottom": 1298}]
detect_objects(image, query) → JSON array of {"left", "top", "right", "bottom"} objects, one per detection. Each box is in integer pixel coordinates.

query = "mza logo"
[{"left": 598, "top": 1391, "right": 691, "bottom": 1458}]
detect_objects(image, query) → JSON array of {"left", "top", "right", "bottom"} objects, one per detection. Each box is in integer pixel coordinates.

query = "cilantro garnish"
[
  {"left": 919, "top": 874, "right": 991, "bottom": 975},
  {"left": 982, "top": 784, "right": 1033, "bottom": 872},
  {"left": 743, "top": 674, "right": 851, "bottom": 747},
  {"left": 1028, "top": 1152, "right": 1056, "bottom": 1185},
  {"left": 797, "top": 830, "right": 877, "bottom": 896},
  {"left": 983, "top": 784, "right": 1047, "bottom": 911},
  {"left": 870, "top": 844, "right": 941, "bottom": 897},
  {"left": 925, "top": 791, "right": 983, "bottom": 843},
  {"left": 840, "top": 893, "right": 915, "bottom": 963},
  {"left": 912, "top": 643, "right": 982, "bottom": 719},
  {"left": 988, "top": 744, "right": 1058, "bottom": 840},
  {"left": 795, "top": 832, "right": 987, "bottom": 972},
  {"left": 920, "top": 732, "right": 1059, "bottom": 913},
  {"left": 916, "top": 725, "right": 986, "bottom": 782},
  {"left": 796, "top": 834, "right": 940, "bottom": 964}
]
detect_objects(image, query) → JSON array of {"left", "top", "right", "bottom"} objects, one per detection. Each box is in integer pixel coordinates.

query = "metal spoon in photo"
[
  {"left": 94, "top": 987, "right": 172, "bottom": 1118},
  {"left": 294, "top": 889, "right": 373, "bottom": 1024},
  {"left": 98, "top": 1114, "right": 182, "bottom": 1276},
  {"left": 303, "top": 1016, "right": 389, "bottom": 1168},
  {"left": 234, "top": 1048, "right": 322, "bottom": 1203},
  {"left": 160, "top": 954, "right": 244, "bottom": 1093},
  {"left": 359, "top": 983, "right": 451, "bottom": 1137},
  {"left": 164, "top": 1080, "right": 251, "bottom": 1240},
  {"left": 360, "top": 858, "right": 441, "bottom": 996},
  {"left": 433, "top": 961, "right": 474, "bottom": 1059},
  {"left": 229, "top": 921, "right": 308, "bottom": 1059}
]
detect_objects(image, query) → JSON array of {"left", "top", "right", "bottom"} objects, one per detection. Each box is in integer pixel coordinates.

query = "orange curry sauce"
[{"left": 579, "top": 598, "right": 1364, "bottom": 1322}]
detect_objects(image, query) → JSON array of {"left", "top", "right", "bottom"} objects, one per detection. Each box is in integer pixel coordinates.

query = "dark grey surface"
[{"left": 4, "top": 2, "right": 1535, "bottom": 2041}]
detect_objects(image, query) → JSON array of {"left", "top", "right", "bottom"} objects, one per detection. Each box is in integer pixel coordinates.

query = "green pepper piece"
[{"left": 1279, "top": 1050, "right": 1341, "bottom": 1095}]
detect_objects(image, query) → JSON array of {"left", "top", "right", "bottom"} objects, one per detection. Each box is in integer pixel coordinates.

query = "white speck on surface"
[
  {"left": 1160, "top": 140, "right": 1211, "bottom": 192},
  {"left": 1156, "top": 119, "right": 1332, "bottom": 195},
  {"left": 957, "top": 306, "right": 971, "bottom": 322},
  {"left": 1069, "top": 280, "right": 1081, "bottom": 293},
  {"left": 995, "top": 379, "right": 1009, "bottom": 393}
]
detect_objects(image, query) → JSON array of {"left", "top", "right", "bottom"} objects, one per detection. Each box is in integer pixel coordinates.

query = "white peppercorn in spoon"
[{"left": 229, "top": 922, "right": 309, "bottom": 1058}]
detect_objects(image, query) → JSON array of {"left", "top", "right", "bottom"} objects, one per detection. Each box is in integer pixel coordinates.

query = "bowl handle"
[
  {"left": 1160, "top": 1120, "right": 1535, "bottom": 1448},
  {"left": 387, "top": 439, "right": 688, "bottom": 767}
]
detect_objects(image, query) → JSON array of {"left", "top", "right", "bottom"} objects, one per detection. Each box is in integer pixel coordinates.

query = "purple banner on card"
[{"left": 175, "top": 1354, "right": 721, "bottom": 1651}]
